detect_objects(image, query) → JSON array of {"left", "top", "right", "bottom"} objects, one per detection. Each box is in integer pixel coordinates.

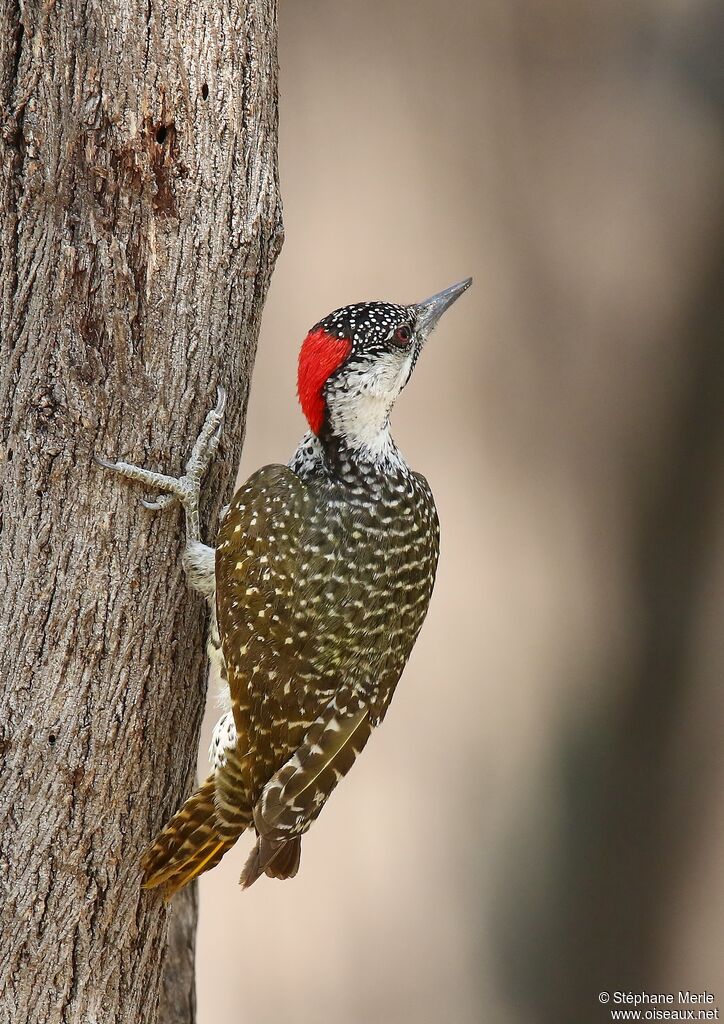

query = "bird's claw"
[
  {"left": 94, "top": 387, "right": 226, "bottom": 541},
  {"left": 141, "top": 494, "right": 176, "bottom": 512}
]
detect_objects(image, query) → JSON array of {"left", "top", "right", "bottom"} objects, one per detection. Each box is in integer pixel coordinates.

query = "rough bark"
[
  {"left": 158, "top": 886, "right": 198, "bottom": 1024},
  {"left": 0, "top": 0, "right": 282, "bottom": 1021}
]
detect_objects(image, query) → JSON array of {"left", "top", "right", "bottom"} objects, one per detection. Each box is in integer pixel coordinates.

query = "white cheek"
[
  {"left": 325, "top": 353, "right": 412, "bottom": 456},
  {"left": 363, "top": 352, "right": 414, "bottom": 399}
]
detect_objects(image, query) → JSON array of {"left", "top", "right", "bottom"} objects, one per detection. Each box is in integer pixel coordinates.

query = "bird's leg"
[{"left": 95, "top": 386, "right": 226, "bottom": 600}]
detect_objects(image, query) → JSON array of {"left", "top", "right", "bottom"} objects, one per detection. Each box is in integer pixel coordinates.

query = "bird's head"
[{"left": 297, "top": 278, "right": 472, "bottom": 456}]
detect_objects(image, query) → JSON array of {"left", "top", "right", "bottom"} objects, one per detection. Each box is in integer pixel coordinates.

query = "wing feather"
[{"left": 254, "top": 702, "right": 371, "bottom": 842}]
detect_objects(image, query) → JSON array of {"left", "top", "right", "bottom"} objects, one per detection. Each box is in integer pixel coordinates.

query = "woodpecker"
[{"left": 97, "top": 277, "right": 471, "bottom": 895}]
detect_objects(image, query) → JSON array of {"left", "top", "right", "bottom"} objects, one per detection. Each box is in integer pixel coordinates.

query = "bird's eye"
[{"left": 393, "top": 325, "right": 413, "bottom": 346}]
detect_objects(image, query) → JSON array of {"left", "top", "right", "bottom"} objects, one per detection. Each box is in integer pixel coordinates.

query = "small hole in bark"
[
  {"left": 156, "top": 125, "right": 168, "bottom": 144},
  {"left": 201, "top": 82, "right": 209, "bottom": 100},
  {"left": 48, "top": 734, "right": 56, "bottom": 745}
]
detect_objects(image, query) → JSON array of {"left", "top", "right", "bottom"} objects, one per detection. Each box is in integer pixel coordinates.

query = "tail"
[
  {"left": 239, "top": 835, "right": 302, "bottom": 889},
  {"left": 141, "top": 776, "right": 242, "bottom": 899}
]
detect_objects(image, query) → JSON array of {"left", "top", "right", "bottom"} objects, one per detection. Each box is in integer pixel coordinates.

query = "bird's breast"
[{"left": 216, "top": 462, "right": 439, "bottom": 728}]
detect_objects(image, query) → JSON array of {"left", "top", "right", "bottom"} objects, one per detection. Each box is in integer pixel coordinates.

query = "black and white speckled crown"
[{"left": 316, "top": 302, "right": 411, "bottom": 347}]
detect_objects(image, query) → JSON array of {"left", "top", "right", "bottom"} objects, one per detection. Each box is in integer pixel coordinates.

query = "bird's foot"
[{"left": 95, "top": 387, "right": 226, "bottom": 541}]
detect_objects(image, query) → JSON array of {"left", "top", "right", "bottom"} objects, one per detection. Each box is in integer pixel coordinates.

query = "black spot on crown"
[{"left": 316, "top": 302, "right": 410, "bottom": 353}]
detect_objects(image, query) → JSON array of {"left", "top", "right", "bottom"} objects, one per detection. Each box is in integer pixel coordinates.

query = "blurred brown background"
[{"left": 194, "top": 1, "right": 724, "bottom": 1021}]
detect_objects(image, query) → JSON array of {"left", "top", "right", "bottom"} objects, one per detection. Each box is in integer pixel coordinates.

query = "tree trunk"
[{"left": 0, "top": 0, "right": 282, "bottom": 1020}]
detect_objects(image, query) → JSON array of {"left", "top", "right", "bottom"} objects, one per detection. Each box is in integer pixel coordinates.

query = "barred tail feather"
[{"left": 141, "top": 775, "right": 241, "bottom": 899}]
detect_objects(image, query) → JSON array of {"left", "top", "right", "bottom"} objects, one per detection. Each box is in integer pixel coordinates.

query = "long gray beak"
[{"left": 413, "top": 277, "right": 472, "bottom": 338}]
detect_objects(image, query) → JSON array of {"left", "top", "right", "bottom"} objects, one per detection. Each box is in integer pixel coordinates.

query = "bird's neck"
[
  {"left": 325, "top": 389, "right": 395, "bottom": 457},
  {"left": 290, "top": 427, "right": 409, "bottom": 485}
]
